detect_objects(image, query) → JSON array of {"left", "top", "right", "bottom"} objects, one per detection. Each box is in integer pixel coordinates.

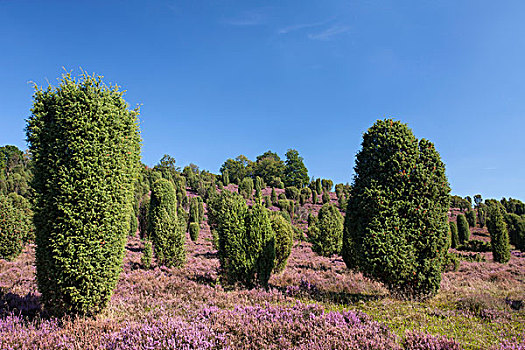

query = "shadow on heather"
[{"left": 0, "top": 289, "right": 45, "bottom": 320}]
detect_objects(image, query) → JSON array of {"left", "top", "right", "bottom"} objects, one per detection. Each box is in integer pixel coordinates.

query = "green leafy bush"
[
  {"left": 449, "top": 221, "right": 459, "bottom": 249},
  {"left": 283, "top": 149, "right": 309, "bottom": 188},
  {"left": 505, "top": 213, "right": 525, "bottom": 251},
  {"left": 208, "top": 191, "right": 276, "bottom": 288},
  {"left": 277, "top": 199, "right": 290, "bottom": 212},
  {"left": 138, "top": 194, "right": 150, "bottom": 238},
  {"left": 285, "top": 186, "right": 300, "bottom": 201},
  {"left": 189, "top": 222, "right": 200, "bottom": 242},
  {"left": 457, "top": 214, "right": 470, "bottom": 244},
  {"left": 342, "top": 119, "right": 450, "bottom": 299},
  {"left": 269, "top": 212, "right": 293, "bottom": 273},
  {"left": 0, "top": 194, "right": 28, "bottom": 260},
  {"left": 322, "top": 190, "right": 330, "bottom": 204},
  {"left": 312, "top": 191, "right": 318, "bottom": 204},
  {"left": 141, "top": 240, "right": 153, "bottom": 269},
  {"left": 271, "top": 188, "right": 277, "bottom": 205},
  {"left": 239, "top": 177, "right": 254, "bottom": 199},
  {"left": 487, "top": 206, "right": 510, "bottom": 263},
  {"left": 129, "top": 211, "right": 138, "bottom": 236},
  {"left": 264, "top": 195, "right": 271, "bottom": 208},
  {"left": 308, "top": 204, "right": 343, "bottom": 257},
  {"left": 466, "top": 210, "right": 476, "bottom": 227},
  {"left": 189, "top": 197, "right": 201, "bottom": 224},
  {"left": 27, "top": 72, "right": 141, "bottom": 316},
  {"left": 321, "top": 179, "right": 333, "bottom": 192},
  {"left": 149, "top": 179, "right": 185, "bottom": 267},
  {"left": 457, "top": 239, "right": 491, "bottom": 252}
]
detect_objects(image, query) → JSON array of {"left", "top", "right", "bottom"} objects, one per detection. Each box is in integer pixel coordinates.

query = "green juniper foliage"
[
  {"left": 129, "top": 211, "right": 138, "bottom": 236},
  {"left": 141, "top": 240, "right": 153, "bottom": 269},
  {"left": 271, "top": 187, "right": 277, "bottom": 205},
  {"left": 449, "top": 221, "right": 459, "bottom": 249},
  {"left": 0, "top": 194, "right": 31, "bottom": 260},
  {"left": 207, "top": 191, "right": 276, "bottom": 288},
  {"left": 269, "top": 212, "right": 293, "bottom": 273},
  {"left": 505, "top": 213, "right": 525, "bottom": 251},
  {"left": 487, "top": 206, "right": 510, "bottom": 263},
  {"left": 342, "top": 119, "right": 450, "bottom": 299},
  {"left": 457, "top": 214, "right": 470, "bottom": 244},
  {"left": 466, "top": 209, "right": 477, "bottom": 227},
  {"left": 149, "top": 178, "right": 185, "bottom": 267},
  {"left": 315, "top": 178, "right": 322, "bottom": 195},
  {"left": 26, "top": 72, "right": 141, "bottom": 316},
  {"left": 308, "top": 203, "right": 344, "bottom": 257},
  {"left": 138, "top": 194, "right": 150, "bottom": 238},
  {"left": 322, "top": 190, "right": 330, "bottom": 204},
  {"left": 239, "top": 177, "right": 254, "bottom": 199},
  {"left": 197, "top": 196, "right": 204, "bottom": 223},
  {"left": 285, "top": 186, "right": 300, "bottom": 201},
  {"left": 321, "top": 179, "right": 333, "bottom": 192},
  {"left": 222, "top": 169, "right": 230, "bottom": 185},
  {"left": 189, "top": 197, "right": 201, "bottom": 225},
  {"left": 189, "top": 221, "right": 200, "bottom": 242}
]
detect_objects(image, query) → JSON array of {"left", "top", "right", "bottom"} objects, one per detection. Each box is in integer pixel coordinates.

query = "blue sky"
[{"left": 1, "top": 0, "right": 524, "bottom": 201}]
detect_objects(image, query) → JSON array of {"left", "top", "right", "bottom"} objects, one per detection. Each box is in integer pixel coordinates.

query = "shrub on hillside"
[
  {"left": 312, "top": 191, "right": 318, "bottom": 204},
  {"left": 342, "top": 119, "right": 450, "bottom": 299},
  {"left": 315, "top": 178, "right": 322, "bottom": 195},
  {"left": 269, "top": 212, "right": 293, "bottom": 273},
  {"left": 138, "top": 194, "right": 150, "bottom": 238},
  {"left": 189, "top": 222, "right": 200, "bottom": 242},
  {"left": 308, "top": 203, "right": 344, "bottom": 257},
  {"left": 129, "top": 211, "right": 138, "bottom": 236},
  {"left": 264, "top": 195, "right": 271, "bottom": 208},
  {"left": 505, "top": 213, "right": 525, "bottom": 251},
  {"left": 487, "top": 206, "right": 510, "bottom": 263},
  {"left": 208, "top": 191, "right": 276, "bottom": 288},
  {"left": 321, "top": 179, "right": 333, "bottom": 192},
  {"left": 149, "top": 179, "right": 185, "bottom": 267},
  {"left": 141, "top": 240, "right": 153, "bottom": 269},
  {"left": 322, "top": 190, "right": 330, "bottom": 204},
  {"left": 271, "top": 188, "right": 278, "bottom": 205},
  {"left": 189, "top": 197, "right": 201, "bottom": 225},
  {"left": 0, "top": 194, "right": 28, "bottom": 260},
  {"left": 277, "top": 199, "right": 290, "bottom": 212},
  {"left": 457, "top": 214, "right": 470, "bottom": 244},
  {"left": 285, "top": 186, "right": 300, "bottom": 201},
  {"left": 449, "top": 221, "right": 459, "bottom": 249},
  {"left": 27, "top": 72, "right": 141, "bottom": 316},
  {"left": 239, "top": 177, "right": 254, "bottom": 199},
  {"left": 457, "top": 239, "right": 491, "bottom": 253},
  {"left": 466, "top": 209, "right": 476, "bottom": 227}
]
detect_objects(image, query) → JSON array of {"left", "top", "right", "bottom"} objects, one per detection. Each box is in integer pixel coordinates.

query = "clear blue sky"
[{"left": 1, "top": 0, "right": 524, "bottom": 201}]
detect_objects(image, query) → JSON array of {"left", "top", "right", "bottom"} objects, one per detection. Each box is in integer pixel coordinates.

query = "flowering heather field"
[{"left": 1, "top": 200, "right": 524, "bottom": 349}]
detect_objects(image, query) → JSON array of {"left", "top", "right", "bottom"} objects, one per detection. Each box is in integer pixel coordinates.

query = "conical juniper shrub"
[
  {"left": 505, "top": 213, "right": 525, "bottom": 251},
  {"left": 308, "top": 203, "right": 344, "bottom": 257},
  {"left": 149, "top": 178, "right": 185, "bottom": 267},
  {"left": 138, "top": 194, "right": 150, "bottom": 238},
  {"left": 466, "top": 209, "right": 476, "bottom": 227},
  {"left": 487, "top": 206, "right": 511, "bottom": 263},
  {"left": 269, "top": 212, "right": 293, "bottom": 273},
  {"left": 26, "top": 72, "right": 141, "bottom": 316},
  {"left": 207, "top": 191, "right": 276, "bottom": 288},
  {"left": 342, "top": 119, "right": 450, "bottom": 299},
  {"left": 189, "top": 221, "right": 200, "bottom": 242},
  {"left": 449, "top": 221, "right": 459, "bottom": 249},
  {"left": 456, "top": 214, "right": 470, "bottom": 244},
  {"left": 0, "top": 194, "right": 27, "bottom": 260}
]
